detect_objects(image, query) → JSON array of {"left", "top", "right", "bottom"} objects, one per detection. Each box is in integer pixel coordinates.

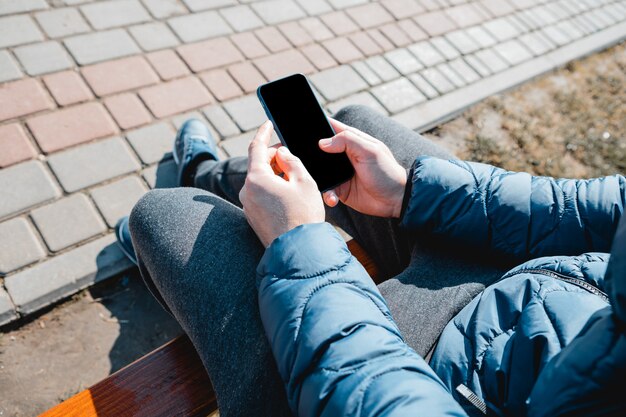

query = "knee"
[{"left": 334, "top": 104, "right": 381, "bottom": 128}]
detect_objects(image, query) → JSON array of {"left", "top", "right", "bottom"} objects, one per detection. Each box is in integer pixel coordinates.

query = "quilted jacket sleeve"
[
  {"left": 257, "top": 222, "right": 467, "bottom": 417},
  {"left": 401, "top": 157, "right": 626, "bottom": 260}
]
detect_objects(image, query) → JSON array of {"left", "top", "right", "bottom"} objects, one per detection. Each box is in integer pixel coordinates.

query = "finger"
[
  {"left": 319, "top": 130, "right": 377, "bottom": 155},
  {"left": 268, "top": 147, "right": 282, "bottom": 175},
  {"left": 328, "top": 118, "right": 378, "bottom": 143},
  {"left": 323, "top": 190, "right": 339, "bottom": 207},
  {"left": 247, "top": 121, "right": 274, "bottom": 173},
  {"left": 275, "top": 146, "right": 308, "bottom": 181}
]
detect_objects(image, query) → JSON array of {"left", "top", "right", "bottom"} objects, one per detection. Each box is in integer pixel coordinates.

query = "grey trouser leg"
[{"left": 131, "top": 105, "right": 505, "bottom": 414}]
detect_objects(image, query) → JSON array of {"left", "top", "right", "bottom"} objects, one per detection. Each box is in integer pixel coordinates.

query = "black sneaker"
[
  {"left": 115, "top": 216, "right": 137, "bottom": 266},
  {"left": 174, "top": 119, "right": 219, "bottom": 187}
]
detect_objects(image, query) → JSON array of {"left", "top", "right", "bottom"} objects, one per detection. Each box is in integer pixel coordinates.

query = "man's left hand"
[{"left": 239, "top": 121, "right": 325, "bottom": 247}]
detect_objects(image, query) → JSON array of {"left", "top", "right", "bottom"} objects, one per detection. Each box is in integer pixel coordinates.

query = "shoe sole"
[{"left": 115, "top": 221, "right": 138, "bottom": 266}]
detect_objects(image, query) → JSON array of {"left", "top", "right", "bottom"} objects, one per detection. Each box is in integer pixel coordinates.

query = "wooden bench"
[{"left": 41, "top": 239, "right": 379, "bottom": 417}]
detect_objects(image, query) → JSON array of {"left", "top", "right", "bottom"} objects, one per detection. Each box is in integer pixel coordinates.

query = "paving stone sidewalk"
[{"left": 0, "top": 0, "right": 625, "bottom": 326}]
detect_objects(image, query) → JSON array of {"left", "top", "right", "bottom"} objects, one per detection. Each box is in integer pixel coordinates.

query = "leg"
[
  {"left": 129, "top": 188, "right": 292, "bottom": 417},
  {"left": 329, "top": 105, "right": 455, "bottom": 279}
]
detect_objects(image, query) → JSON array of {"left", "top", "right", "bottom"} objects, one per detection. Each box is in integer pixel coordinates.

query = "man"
[{"left": 118, "top": 105, "right": 626, "bottom": 416}]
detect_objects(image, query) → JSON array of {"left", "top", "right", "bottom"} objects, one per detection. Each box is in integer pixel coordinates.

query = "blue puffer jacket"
[{"left": 256, "top": 156, "right": 626, "bottom": 416}]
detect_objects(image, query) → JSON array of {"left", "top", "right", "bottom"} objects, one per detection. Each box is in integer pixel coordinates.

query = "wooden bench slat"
[{"left": 41, "top": 239, "right": 379, "bottom": 417}]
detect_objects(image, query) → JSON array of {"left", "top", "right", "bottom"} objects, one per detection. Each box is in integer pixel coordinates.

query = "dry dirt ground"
[
  {"left": 1, "top": 42, "right": 624, "bottom": 417},
  {"left": 428, "top": 41, "right": 626, "bottom": 178}
]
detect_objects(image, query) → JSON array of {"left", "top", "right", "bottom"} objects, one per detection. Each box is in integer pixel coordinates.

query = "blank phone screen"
[{"left": 258, "top": 74, "right": 354, "bottom": 191}]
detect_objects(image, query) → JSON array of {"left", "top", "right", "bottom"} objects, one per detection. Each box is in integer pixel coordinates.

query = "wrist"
[{"left": 393, "top": 168, "right": 411, "bottom": 219}]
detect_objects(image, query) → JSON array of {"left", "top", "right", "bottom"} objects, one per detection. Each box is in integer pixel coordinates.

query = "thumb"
[
  {"left": 275, "top": 147, "right": 308, "bottom": 180},
  {"left": 319, "top": 131, "right": 375, "bottom": 156}
]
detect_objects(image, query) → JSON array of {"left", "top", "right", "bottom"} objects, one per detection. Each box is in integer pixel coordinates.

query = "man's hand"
[
  {"left": 319, "top": 119, "right": 407, "bottom": 218},
  {"left": 240, "top": 121, "right": 325, "bottom": 247}
]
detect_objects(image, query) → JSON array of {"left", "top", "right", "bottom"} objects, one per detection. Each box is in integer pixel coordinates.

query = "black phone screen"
[{"left": 257, "top": 74, "right": 354, "bottom": 192}]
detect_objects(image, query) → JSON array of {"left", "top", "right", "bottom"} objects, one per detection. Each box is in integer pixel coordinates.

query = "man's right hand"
[{"left": 319, "top": 119, "right": 408, "bottom": 219}]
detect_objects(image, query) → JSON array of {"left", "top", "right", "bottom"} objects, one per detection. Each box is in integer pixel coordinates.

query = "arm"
[
  {"left": 401, "top": 157, "right": 626, "bottom": 259},
  {"left": 257, "top": 222, "right": 467, "bottom": 417}
]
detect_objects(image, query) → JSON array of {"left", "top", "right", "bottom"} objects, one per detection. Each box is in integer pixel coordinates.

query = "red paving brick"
[
  {"left": 253, "top": 49, "right": 315, "bottom": 81},
  {"left": 381, "top": 0, "right": 424, "bottom": 19},
  {"left": 277, "top": 22, "right": 313, "bottom": 47},
  {"left": 346, "top": 4, "right": 395, "bottom": 29},
  {"left": 0, "top": 79, "right": 54, "bottom": 122},
  {"left": 230, "top": 32, "right": 270, "bottom": 59},
  {"left": 366, "top": 28, "right": 395, "bottom": 51},
  {"left": 178, "top": 37, "right": 244, "bottom": 73},
  {"left": 82, "top": 56, "right": 160, "bottom": 97},
  {"left": 43, "top": 71, "right": 94, "bottom": 107},
  {"left": 27, "top": 102, "right": 118, "bottom": 153},
  {"left": 146, "top": 50, "right": 190, "bottom": 80},
  {"left": 0, "top": 123, "right": 37, "bottom": 168},
  {"left": 139, "top": 76, "right": 213, "bottom": 118},
  {"left": 414, "top": 11, "right": 458, "bottom": 36},
  {"left": 320, "top": 11, "right": 359, "bottom": 36},
  {"left": 228, "top": 62, "right": 265, "bottom": 93},
  {"left": 379, "top": 23, "right": 412, "bottom": 47},
  {"left": 301, "top": 44, "right": 338, "bottom": 70},
  {"left": 349, "top": 32, "right": 383, "bottom": 56},
  {"left": 479, "top": 0, "right": 515, "bottom": 17},
  {"left": 199, "top": 69, "right": 243, "bottom": 101},
  {"left": 299, "top": 17, "right": 334, "bottom": 42},
  {"left": 322, "top": 37, "right": 364, "bottom": 64},
  {"left": 397, "top": 19, "right": 428, "bottom": 42},
  {"left": 255, "top": 26, "right": 291, "bottom": 53},
  {"left": 104, "top": 93, "right": 152, "bottom": 130}
]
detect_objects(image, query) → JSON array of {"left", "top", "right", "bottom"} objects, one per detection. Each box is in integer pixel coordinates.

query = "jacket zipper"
[{"left": 499, "top": 268, "right": 610, "bottom": 303}]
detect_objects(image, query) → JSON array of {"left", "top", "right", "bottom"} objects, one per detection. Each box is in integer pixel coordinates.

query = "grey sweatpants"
[{"left": 129, "top": 105, "right": 505, "bottom": 416}]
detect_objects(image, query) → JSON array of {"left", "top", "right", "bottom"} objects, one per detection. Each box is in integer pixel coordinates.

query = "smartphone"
[{"left": 257, "top": 73, "right": 354, "bottom": 192}]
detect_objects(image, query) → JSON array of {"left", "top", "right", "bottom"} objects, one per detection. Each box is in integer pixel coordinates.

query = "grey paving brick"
[
  {"left": 81, "top": 0, "right": 151, "bottom": 30},
  {"left": 408, "top": 41, "right": 446, "bottom": 67},
  {"left": 384, "top": 48, "right": 423, "bottom": 75},
  {"left": 221, "top": 131, "right": 255, "bottom": 157},
  {"left": 48, "top": 137, "right": 141, "bottom": 193},
  {"left": 310, "top": 65, "right": 368, "bottom": 101},
  {"left": 0, "top": 15, "right": 43, "bottom": 49},
  {"left": 571, "top": 15, "right": 597, "bottom": 36},
  {"left": 0, "top": 0, "right": 47, "bottom": 15},
  {"left": 429, "top": 37, "right": 460, "bottom": 60},
  {"left": 445, "top": 30, "right": 481, "bottom": 54},
  {"left": 364, "top": 56, "right": 400, "bottom": 82},
  {"left": 296, "top": 0, "right": 332, "bottom": 15},
  {"left": 35, "top": 8, "right": 90, "bottom": 39},
  {"left": 436, "top": 62, "right": 465, "bottom": 87},
  {"left": 493, "top": 39, "right": 533, "bottom": 66},
  {"left": 0, "top": 50, "right": 22, "bottom": 83},
  {"left": 464, "top": 54, "right": 492, "bottom": 77},
  {"left": 0, "top": 161, "right": 61, "bottom": 220},
  {"left": 327, "top": 0, "right": 368, "bottom": 8},
  {"left": 448, "top": 58, "right": 480, "bottom": 84},
  {"left": 129, "top": 22, "right": 179, "bottom": 51},
  {"left": 168, "top": 10, "right": 232, "bottom": 43},
  {"left": 465, "top": 26, "right": 497, "bottom": 48},
  {"left": 371, "top": 78, "right": 425, "bottom": 113},
  {"left": 252, "top": 0, "right": 306, "bottom": 25},
  {"left": 182, "top": 0, "right": 235, "bottom": 11},
  {"left": 519, "top": 31, "right": 553, "bottom": 56},
  {"left": 0, "top": 217, "right": 46, "bottom": 275},
  {"left": 327, "top": 91, "right": 387, "bottom": 115},
  {"left": 203, "top": 105, "right": 240, "bottom": 139},
  {"left": 90, "top": 176, "right": 148, "bottom": 227},
  {"left": 14, "top": 41, "right": 73, "bottom": 76},
  {"left": 142, "top": 0, "right": 188, "bottom": 18},
  {"left": 408, "top": 72, "right": 439, "bottom": 99},
  {"left": 222, "top": 95, "right": 267, "bottom": 131},
  {"left": 142, "top": 159, "right": 178, "bottom": 188},
  {"left": 556, "top": 20, "right": 585, "bottom": 41},
  {"left": 64, "top": 29, "right": 141, "bottom": 65},
  {"left": 5, "top": 234, "right": 133, "bottom": 315},
  {"left": 220, "top": 5, "right": 264, "bottom": 32},
  {"left": 474, "top": 48, "right": 509, "bottom": 73},
  {"left": 419, "top": 68, "right": 455, "bottom": 94},
  {"left": 31, "top": 194, "right": 106, "bottom": 252},
  {"left": 351, "top": 60, "right": 382, "bottom": 86},
  {"left": 0, "top": 287, "right": 17, "bottom": 326},
  {"left": 126, "top": 121, "right": 176, "bottom": 164},
  {"left": 483, "top": 17, "right": 522, "bottom": 42},
  {"left": 531, "top": 5, "right": 559, "bottom": 25}
]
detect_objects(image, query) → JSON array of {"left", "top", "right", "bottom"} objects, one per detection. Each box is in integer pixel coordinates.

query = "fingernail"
[
  {"left": 278, "top": 146, "right": 289, "bottom": 154},
  {"left": 319, "top": 138, "right": 332, "bottom": 146}
]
